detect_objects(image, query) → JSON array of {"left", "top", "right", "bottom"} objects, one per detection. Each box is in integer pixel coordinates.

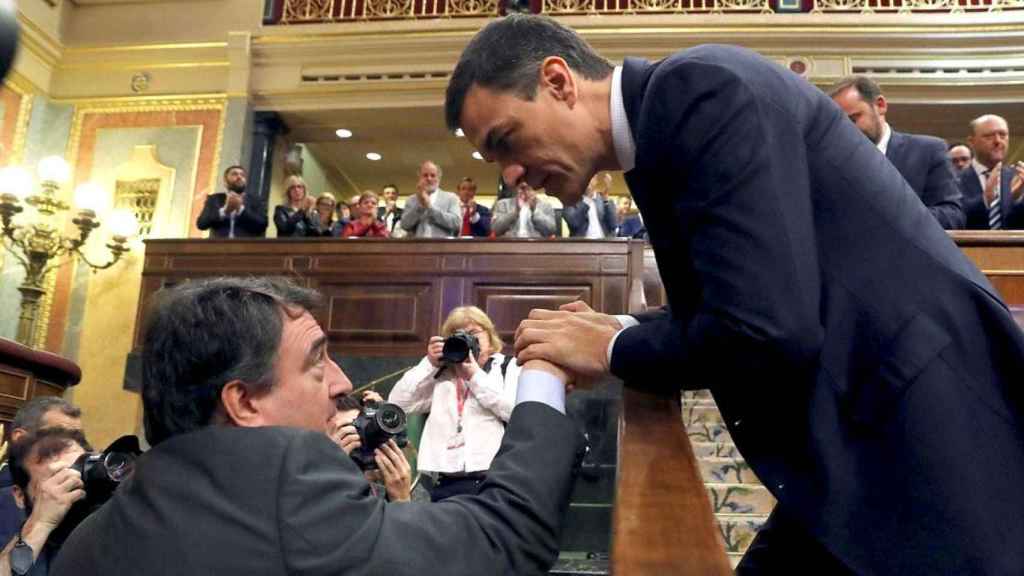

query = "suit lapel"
[{"left": 884, "top": 130, "right": 904, "bottom": 164}]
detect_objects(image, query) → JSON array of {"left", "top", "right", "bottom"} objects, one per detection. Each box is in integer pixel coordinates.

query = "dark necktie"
[{"left": 984, "top": 169, "right": 1002, "bottom": 230}]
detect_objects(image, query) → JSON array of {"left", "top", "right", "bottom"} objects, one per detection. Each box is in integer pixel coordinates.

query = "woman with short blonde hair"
[
  {"left": 273, "top": 175, "right": 319, "bottom": 237},
  {"left": 388, "top": 305, "right": 517, "bottom": 501}
]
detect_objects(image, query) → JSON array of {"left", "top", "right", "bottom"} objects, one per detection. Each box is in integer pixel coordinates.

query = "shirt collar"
[
  {"left": 610, "top": 66, "right": 636, "bottom": 173},
  {"left": 875, "top": 122, "right": 892, "bottom": 155},
  {"left": 973, "top": 158, "right": 994, "bottom": 176}
]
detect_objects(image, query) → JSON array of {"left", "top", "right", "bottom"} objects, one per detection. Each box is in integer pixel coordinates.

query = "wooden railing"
[
  {"left": 264, "top": 0, "right": 1024, "bottom": 22},
  {"left": 0, "top": 338, "right": 81, "bottom": 426}
]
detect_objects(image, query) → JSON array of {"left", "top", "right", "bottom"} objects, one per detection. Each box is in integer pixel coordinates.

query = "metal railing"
[{"left": 266, "top": 0, "right": 1023, "bottom": 22}]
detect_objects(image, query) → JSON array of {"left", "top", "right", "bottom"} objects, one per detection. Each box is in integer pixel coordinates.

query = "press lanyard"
[{"left": 455, "top": 376, "right": 467, "bottom": 433}]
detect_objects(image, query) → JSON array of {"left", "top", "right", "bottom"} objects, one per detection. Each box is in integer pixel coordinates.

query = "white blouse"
[{"left": 388, "top": 352, "right": 519, "bottom": 474}]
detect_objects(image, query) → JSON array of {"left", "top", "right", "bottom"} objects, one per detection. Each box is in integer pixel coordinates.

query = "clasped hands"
[{"left": 513, "top": 301, "right": 622, "bottom": 392}]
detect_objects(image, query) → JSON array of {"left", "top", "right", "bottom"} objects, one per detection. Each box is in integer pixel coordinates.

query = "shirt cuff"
[
  {"left": 515, "top": 369, "right": 565, "bottom": 414},
  {"left": 236, "top": 205, "right": 245, "bottom": 216},
  {"left": 218, "top": 206, "right": 228, "bottom": 219},
  {"left": 470, "top": 212, "right": 480, "bottom": 223},
  {"left": 606, "top": 315, "right": 640, "bottom": 366}
]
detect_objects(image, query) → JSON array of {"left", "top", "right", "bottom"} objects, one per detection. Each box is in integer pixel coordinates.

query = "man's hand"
[
  {"left": 30, "top": 464, "right": 85, "bottom": 530},
  {"left": 521, "top": 358, "right": 573, "bottom": 390},
  {"left": 327, "top": 413, "right": 361, "bottom": 455},
  {"left": 302, "top": 196, "right": 316, "bottom": 212},
  {"left": 385, "top": 199, "right": 396, "bottom": 213},
  {"left": 416, "top": 183, "right": 431, "bottom": 208},
  {"left": 515, "top": 308, "right": 618, "bottom": 378},
  {"left": 984, "top": 163, "right": 1002, "bottom": 206},
  {"left": 426, "top": 336, "right": 444, "bottom": 368},
  {"left": 374, "top": 440, "right": 412, "bottom": 502},
  {"left": 466, "top": 200, "right": 477, "bottom": 216},
  {"left": 1010, "top": 161, "right": 1024, "bottom": 202},
  {"left": 362, "top": 390, "right": 385, "bottom": 405},
  {"left": 559, "top": 301, "right": 626, "bottom": 330},
  {"left": 225, "top": 191, "right": 243, "bottom": 213},
  {"left": 526, "top": 189, "right": 538, "bottom": 209}
]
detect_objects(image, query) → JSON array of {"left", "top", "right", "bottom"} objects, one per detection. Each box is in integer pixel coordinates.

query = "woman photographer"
[{"left": 388, "top": 306, "right": 518, "bottom": 502}]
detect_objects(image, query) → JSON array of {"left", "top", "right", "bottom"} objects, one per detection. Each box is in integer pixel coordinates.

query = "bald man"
[{"left": 959, "top": 114, "right": 1024, "bottom": 229}]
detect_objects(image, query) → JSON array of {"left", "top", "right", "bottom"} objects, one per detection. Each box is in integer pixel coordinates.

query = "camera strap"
[{"left": 454, "top": 376, "right": 467, "bottom": 433}]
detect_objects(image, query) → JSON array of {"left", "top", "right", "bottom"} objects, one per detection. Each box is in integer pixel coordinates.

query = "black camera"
[
  {"left": 441, "top": 330, "right": 480, "bottom": 365},
  {"left": 350, "top": 401, "right": 408, "bottom": 470}
]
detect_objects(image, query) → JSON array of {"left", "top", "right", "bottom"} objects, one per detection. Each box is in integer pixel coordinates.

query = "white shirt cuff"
[
  {"left": 515, "top": 369, "right": 566, "bottom": 414},
  {"left": 218, "top": 206, "right": 228, "bottom": 219},
  {"left": 606, "top": 315, "right": 640, "bottom": 366}
]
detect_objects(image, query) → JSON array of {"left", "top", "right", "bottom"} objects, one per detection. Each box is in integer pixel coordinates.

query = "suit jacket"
[
  {"left": 884, "top": 130, "right": 964, "bottom": 229},
  {"left": 399, "top": 189, "right": 462, "bottom": 238},
  {"left": 51, "top": 403, "right": 582, "bottom": 576},
  {"left": 613, "top": 46, "right": 1024, "bottom": 575},
  {"left": 272, "top": 205, "right": 319, "bottom": 238},
  {"left": 492, "top": 197, "right": 557, "bottom": 238},
  {"left": 377, "top": 205, "right": 404, "bottom": 233},
  {"left": 959, "top": 164, "right": 1024, "bottom": 230},
  {"left": 617, "top": 214, "right": 646, "bottom": 239},
  {"left": 195, "top": 192, "right": 268, "bottom": 238},
  {"left": 562, "top": 195, "right": 618, "bottom": 238}
]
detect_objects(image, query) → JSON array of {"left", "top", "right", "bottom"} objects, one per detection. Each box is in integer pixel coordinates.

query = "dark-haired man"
[
  {"left": 377, "top": 183, "right": 404, "bottom": 235},
  {"left": 0, "top": 428, "right": 91, "bottom": 576},
  {"left": 52, "top": 277, "right": 583, "bottom": 576},
  {"left": 456, "top": 177, "right": 492, "bottom": 237},
  {"left": 447, "top": 14, "right": 1024, "bottom": 575},
  {"left": 196, "top": 165, "right": 268, "bottom": 238},
  {"left": 829, "top": 75, "right": 964, "bottom": 229}
]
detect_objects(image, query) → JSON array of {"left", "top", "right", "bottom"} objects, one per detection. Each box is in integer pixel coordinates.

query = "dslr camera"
[
  {"left": 433, "top": 329, "right": 481, "bottom": 379},
  {"left": 349, "top": 400, "right": 409, "bottom": 470}
]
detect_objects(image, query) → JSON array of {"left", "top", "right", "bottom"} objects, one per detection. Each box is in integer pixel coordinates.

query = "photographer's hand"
[
  {"left": 453, "top": 350, "right": 481, "bottom": 381},
  {"left": 327, "top": 413, "right": 361, "bottom": 456},
  {"left": 375, "top": 440, "right": 412, "bottom": 502},
  {"left": 361, "top": 390, "right": 385, "bottom": 405},
  {"left": 426, "top": 336, "right": 445, "bottom": 368},
  {"left": 6, "top": 462, "right": 86, "bottom": 567}
]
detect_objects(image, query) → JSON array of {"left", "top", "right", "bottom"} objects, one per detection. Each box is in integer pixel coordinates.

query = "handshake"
[{"left": 513, "top": 300, "right": 624, "bottom": 391}]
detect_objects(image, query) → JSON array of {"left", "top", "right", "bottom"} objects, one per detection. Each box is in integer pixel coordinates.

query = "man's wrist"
[{"left": 516, "top": 369, "right": 566, "bottom": 414}]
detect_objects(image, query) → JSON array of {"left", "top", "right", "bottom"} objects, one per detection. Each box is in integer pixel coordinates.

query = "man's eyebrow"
[{"left": 304, "top": 335, "right": 329, "bottom": 370}]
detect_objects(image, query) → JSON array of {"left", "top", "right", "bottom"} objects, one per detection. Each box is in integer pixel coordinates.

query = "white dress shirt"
[
  {"left": 875, "top": 122, "right": 892, "bottom": 155},
  {"left": 583, "top": 194, "right": 606, "bottom": 239}
]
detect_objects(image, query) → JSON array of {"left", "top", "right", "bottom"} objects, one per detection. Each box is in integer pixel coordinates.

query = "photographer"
[
  {"left": 328, "top": 392, "right": 412, "bottom": 502},
  {"left": 0, "top": 428, "right": 90, "bottom": 576},
  {"left": 388, "top": 306, "right": 517, "bottom": 501}
]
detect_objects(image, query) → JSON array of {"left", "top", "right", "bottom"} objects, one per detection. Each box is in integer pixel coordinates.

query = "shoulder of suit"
[{"left": 154, "top": 425, "right": 317, "bottom": 459}]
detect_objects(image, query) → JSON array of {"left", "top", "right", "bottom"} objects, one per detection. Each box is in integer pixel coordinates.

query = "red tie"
[{"left": 461, "top": 205, "right": 472, "bottom": 236}]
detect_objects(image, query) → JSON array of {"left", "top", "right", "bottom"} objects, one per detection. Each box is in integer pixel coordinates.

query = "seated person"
[
  {"left": 329, "top": 392, "right": 412, "bottom": 502},
  {"left": 389, "top": 306, "right": 518, "bottom": 502},
  {"left": 341, "top": 191, "right": 390, "bottom": 238},
  {"left": 0, "top": 399, "right": 83, "bottom": 548},
  {"left": 491, "top": 182, "right": 557, "bottom": 238},
  {"left": 51, "top": 277, "right": 582, "bottom": 576},
  {"left": 273, "top": 175, "right": 319, "bottom": 237},
  {"left": 562, "top": 172, "right": 618, "bottom": 238},
  {"left": 0, "top": 428, "right": 92, "bottom": 576}
]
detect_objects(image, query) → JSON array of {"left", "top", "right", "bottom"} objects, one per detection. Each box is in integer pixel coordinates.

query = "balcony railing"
[{"left": 265, "top": 0, "right": 1024, "bottom": 22}]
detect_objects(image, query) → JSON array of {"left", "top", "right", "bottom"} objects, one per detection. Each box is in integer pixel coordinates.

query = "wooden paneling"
[
  {"left": 475, "top": 284, "right": 593, "bottom": 342},
  {"left": 0, "top": 339, "right": 80, "bottom": 427}
]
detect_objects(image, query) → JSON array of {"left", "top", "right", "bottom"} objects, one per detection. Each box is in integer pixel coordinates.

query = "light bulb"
[
  {"left": 73, "top": 182, "right": 106, "bottom": 214},
  {"left": 0, "top": 166, "right": 33, "bottom": 200},
  {"left": 37, "top": 156, "right": 71, "bottom": 184},
  {"left": 108, "top": 209, "right": 139, "bottom": 239}
]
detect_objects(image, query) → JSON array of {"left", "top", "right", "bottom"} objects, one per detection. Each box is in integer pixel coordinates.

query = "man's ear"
[
  {"left": 12, "top": 485, "right": 25, "bottom": 510},
  {"left": 540, "top": 56, "right": 578, "bottom": 108},
  {"left": 874, "top": 95, "right": 888, "bottom": 117},
  {"left": 219, "top": 380, "right": 265, "bottom": 428}
]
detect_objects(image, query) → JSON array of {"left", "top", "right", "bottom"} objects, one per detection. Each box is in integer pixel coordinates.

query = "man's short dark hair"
[
  {"left": 9, "top": 428, "right": 91, "bottom": 494},
  {"left": 445, "top": 14, "right": 613, "bottom": 130},
  {"left": 828, "top": 75, "right": 883, "bottom": 102},
  {"left": 382, "top": 183, "right": 399, "bottom": 194},
  {"left": 140, "top": 277, "right": 321, "bottom": 446},
  {"left": 223, "top": 165, "right": 246, "bottom": 178},
  {"left": 12, "top": 397, "right": 81, "bottom": 434}
]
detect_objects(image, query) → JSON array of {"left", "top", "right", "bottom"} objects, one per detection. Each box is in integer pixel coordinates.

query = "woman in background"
[
  {"left": 313, "top": 192, "right": 345, "bottom": 236},
  {"left": 388, "top": 306, "right": 517, "bottom": 501},
  {"left": 273, "top": 175, "right": 319, "bottom": 237},
  {"left": 341, "top": 191, "right": 390, "bottom": 238}
]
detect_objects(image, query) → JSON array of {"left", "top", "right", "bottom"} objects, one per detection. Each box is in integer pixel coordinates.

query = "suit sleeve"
[
  {"left": 601, "top": 198, "right": 619, "bottom": 237},
  {"left": 387, "top": 357, "right": 437, "bottom": 414},
  {"left": 236, "top": 193, "right": 269, "bottom": 236},
  {"left": 473, "top": 205, "right": 492, "bottom": 236},
  {"left": 531, "top": 201, "right": 557, "bottom": 237},
  {"left": 491, "top": 200, "right": 517, "bottom": 236},
  {"left": 612, "top": 59, "right": 824, "bottom": 391},
  {"left": 562, "top": 204, "right": 584, "bottom": 237},
  {"left": 920, "top": 140, "right": 965, "bottom": 230},
  {"left": 399, "top": 195, "right": 423, "bottom": 231},
  {"left": 278, "top": 403, "right": 581, "bottom": 576},
  {"left": 195, "top": 195, "right": 223, "bottom": 231},
  {"left": 274, "top": 205, "right": 309, "bottom": 237}
]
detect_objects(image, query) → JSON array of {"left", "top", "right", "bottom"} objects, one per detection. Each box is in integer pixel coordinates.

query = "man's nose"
[
  {"left": 502, "top": 165, "right": 525, "bottom": 188},
  {"left": 326, "top": 358, "right": 353, "bottom": 398}
]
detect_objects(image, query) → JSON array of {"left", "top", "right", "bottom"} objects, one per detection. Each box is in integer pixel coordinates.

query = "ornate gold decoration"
[
  {"left": 115, "top": 179, "right": 160, "bottom": 238},
  {"left": 283, "top": 0, "right": 335, "bottom": 22},
  {"left": 364, "top": 0, "right": 413, "bottom": 18},
  {"left": 446, "top": 0, "right": 499, "bottom": 16}
]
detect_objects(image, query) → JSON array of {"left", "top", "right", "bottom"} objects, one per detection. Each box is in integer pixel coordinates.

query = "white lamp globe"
[
  {"left": 73, "top": 182, "right": 106, "bottom": 214},
  {"left": 108, "top": 209, "right": 139, "bottom": 239},
  {"left": 0, "top": 166, "right": 33, "bottom": 199},
  {"left": 37, "top": 156, "right": 71, "bottom": 184}
]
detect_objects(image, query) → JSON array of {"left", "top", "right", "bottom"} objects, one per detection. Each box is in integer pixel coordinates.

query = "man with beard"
[
  {"left": 446, "top": 14, "right": 1024, "bottom": 575},
  {"left": 196, "top": 165, "right": 268, "bottom": 238},
  {"left": 830, "top": 75, "right": 963, "bottom": 229}
]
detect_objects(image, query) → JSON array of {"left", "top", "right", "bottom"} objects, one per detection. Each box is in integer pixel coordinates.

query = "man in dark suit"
[
  {"left": 377, "top": 183, "right": 404, "bottom": 234},
  {"left": 51, "top": 277, "right": 581, "bottom": 576},
  {"left": 958, "top": 114, "right": 1024, "bottom": 230},
  {"left": 456, "top": 176, "right": 492, "bottom": 236},
  {"left": 829, "top": 75, "right": 964, "bottom": 229},
  {"left": 446, "top": 15, "right": 1024, "bottom": 574},
  {"left": 562, "top": 172, "right": 618, "bottom": 238},
  {"left": 195, "top": 165, "right": 268, "bottom": 238}
]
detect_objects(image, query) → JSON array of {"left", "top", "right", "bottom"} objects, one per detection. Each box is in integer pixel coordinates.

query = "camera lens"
[
  {"left": 102, "top": 452, "right": 136, "bottom": 482},
  {"left": 375, "top": 404, "right": 407, "bottom": 433}
]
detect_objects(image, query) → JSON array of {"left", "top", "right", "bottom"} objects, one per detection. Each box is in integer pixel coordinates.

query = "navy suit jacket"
[
  {"left": 195, "top": 192, "right": 268, "bottom": 238},
  {"left": 884, "top": 130, "right": 964, "bottom": 229},
  {"left": 617, "top": 215, "right": 646, "bottom": 239},
  {"left": 613, "top": 46, "right": 1024, "bottom": 574},
  {"left": 959, "top": 164, "right": 1024, "bottom": 230},
  {"left": 464, "top": 203, "right": 492, "bottom": 237},
  {"left": 562, "top": 195, "right": 618, "bottom": 238}
]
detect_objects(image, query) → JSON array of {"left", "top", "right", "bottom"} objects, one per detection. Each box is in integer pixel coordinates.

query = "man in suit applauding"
[
  {"left": 195, "top": 165, "right": 268, "bottom": 238},
  {"left": 447, "top": 14, "right": 1024, "bottom": 575},
  {"left": 830, "top": 75, "right": 964, "bottom": 229},
  {"left": 958, "top": 114, "right": 1024, "bottom": 230},
  {"left": 51, "top": 277, "right": 583, "bottom": 576}
]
